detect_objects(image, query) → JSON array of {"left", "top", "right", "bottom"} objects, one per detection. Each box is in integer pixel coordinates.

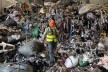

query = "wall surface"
[
  {"left": 90, "top": 0, "right": 108, "bottom": 6},
  {"left": 0, "top": 0, "right": 12, "bottom": 11},
  {"left": 17, "top": 0, "right": 29, "bottom": 3},
  {"left": 0, "top": 0, "right": 17, "bottom": 11}
]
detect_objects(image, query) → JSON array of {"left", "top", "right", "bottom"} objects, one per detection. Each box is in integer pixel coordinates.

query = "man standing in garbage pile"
[{"left": 42, "top": 18, "right": 57, "bottom": 66}]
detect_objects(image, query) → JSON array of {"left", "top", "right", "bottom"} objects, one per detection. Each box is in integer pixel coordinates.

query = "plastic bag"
[
  {"left": 64, "top": 56, "right": 78, "bottom": 68},
  {"left": 32, "top": 22, "right": 39, "bottom": 37},
  {"left": 79, "top": 56, "right": 89, "bottom": 67}
]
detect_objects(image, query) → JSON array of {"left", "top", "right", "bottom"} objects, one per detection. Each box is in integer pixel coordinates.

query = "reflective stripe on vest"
[{"left": 46, "top": 27, "right": 57, "bottom": 42}]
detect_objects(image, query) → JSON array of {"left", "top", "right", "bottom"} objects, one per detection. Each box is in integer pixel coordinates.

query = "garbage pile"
[
  {"left": 0, "top": 0, "right": 108, "bottom": 72},
  {"left": 44, "top": 0, "right": 108, "bottom": 72},
  {"left": 0, "top": 4, "right": 50, "bottom": 72}
]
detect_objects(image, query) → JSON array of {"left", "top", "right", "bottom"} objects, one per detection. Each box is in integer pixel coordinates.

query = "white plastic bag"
[{"left": 64, "top": 56, "right": 78, "bottom": 68}]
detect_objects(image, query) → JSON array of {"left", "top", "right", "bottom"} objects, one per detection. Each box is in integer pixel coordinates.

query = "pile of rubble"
[{"left": 0, "top": 0, "right": 108, "bottom": 72}]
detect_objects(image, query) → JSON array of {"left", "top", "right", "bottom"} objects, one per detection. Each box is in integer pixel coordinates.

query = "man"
[{"left": 42, "top": 19, "right": 57, "bottom": 66}]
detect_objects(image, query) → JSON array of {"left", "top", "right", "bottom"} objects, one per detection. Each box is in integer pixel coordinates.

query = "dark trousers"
[{"left": 47, "top": 42, "right": 57, "bottom": 62}]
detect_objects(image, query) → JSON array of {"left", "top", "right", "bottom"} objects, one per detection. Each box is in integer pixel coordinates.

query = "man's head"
[{"left": 49, "top": 19, "right": 55, "bottom": 27}]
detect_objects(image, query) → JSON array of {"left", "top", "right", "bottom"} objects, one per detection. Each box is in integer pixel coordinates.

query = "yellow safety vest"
[{"left": 46, "top": 27, "right": 57, "bottom": 42}]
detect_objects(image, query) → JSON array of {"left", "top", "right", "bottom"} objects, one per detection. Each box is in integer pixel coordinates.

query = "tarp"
[
  {"left": 0, "top": 63, "right": 33, "bottom": 72},
  {"left": 18, "top": 40, "right": 45, "bottom": 56},
  {"left": 3, "top": 19, "right": 17, "bottom": 26},
  {"left": 32, "top": 21, "right": 39, "bottom": 37},
  {"left": 79, "top": 4, "right": 100, "bottom": 15}
]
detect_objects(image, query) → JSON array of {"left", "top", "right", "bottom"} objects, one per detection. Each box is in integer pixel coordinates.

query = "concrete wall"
[
  {"left": 0, "top": 0, "right": 17, "bottom": 11},
  {"left": 0, "top": 0, "right": 12, "bottom": 11},
  {"left": 90, "top": 0, "right": 108, "bottom": 6}
]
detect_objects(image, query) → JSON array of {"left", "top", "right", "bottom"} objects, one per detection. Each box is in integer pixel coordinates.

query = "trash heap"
[
  {"left": 44, "top": 0, "right": 108, "bottom": 72},
  {"left": 0, "top": 0, "right": 108, "bottom": 72}
]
